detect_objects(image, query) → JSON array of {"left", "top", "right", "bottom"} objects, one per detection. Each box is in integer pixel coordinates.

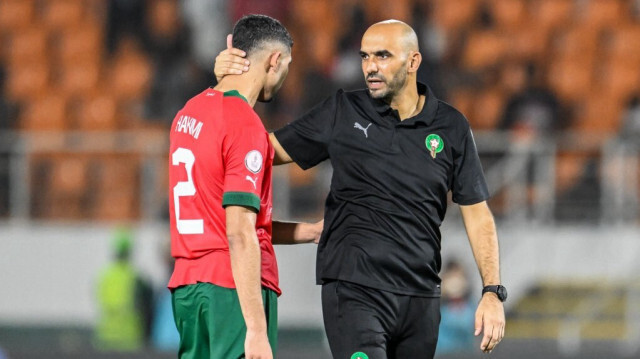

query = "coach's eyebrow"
[{"left": 373, "top": 50, "right": 393, "bottom": 57}]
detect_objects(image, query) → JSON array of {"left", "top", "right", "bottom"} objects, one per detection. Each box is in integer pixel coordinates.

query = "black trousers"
[{"left": 321, "top": 280, "right": 440, "bottom": 359}]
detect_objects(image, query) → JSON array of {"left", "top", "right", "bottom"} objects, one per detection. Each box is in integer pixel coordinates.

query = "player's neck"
[
  {"left": 215, "top": 74, "right": 263, "bottom": 107},
  {"left": 390, "top": 79, "right": 422, "bottom": 121}
]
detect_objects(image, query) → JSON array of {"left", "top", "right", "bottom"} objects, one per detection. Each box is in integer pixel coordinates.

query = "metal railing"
[{"left": 0, "top": 130, "right": 638, "bottom": 225}]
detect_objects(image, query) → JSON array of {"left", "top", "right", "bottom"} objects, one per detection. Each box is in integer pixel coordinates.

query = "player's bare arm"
[
  {"left": 272, "top": 220, "right": 323, "bottom": 244},
  {"left": 226, "top": 205, "right": 273, "bottom": 359},
  {"left": 459, "top": 201, "right": 505, "bottom": 353}
]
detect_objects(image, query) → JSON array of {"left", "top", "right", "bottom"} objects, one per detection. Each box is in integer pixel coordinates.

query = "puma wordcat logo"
[
  {"left": 354, "top": 122, "right": 372, "bottom": 138},
  {"left": 245, "top": 175, "right": 258, "bottom": 190}
]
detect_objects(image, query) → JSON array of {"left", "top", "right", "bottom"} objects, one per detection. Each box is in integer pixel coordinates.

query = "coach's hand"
[
  {"left": 214, "top": 34, "right": 251, "bottom": 82},
  {"left": 245, "top": 329, "right": 273, "bottom": 359},
  {"left": 475, "top": 293, "right": 505, "bottom": 353}
]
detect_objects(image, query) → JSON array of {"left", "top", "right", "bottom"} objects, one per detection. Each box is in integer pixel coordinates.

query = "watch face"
[{"left": 497, "top": 286, "right": 508, "bottom": 301}]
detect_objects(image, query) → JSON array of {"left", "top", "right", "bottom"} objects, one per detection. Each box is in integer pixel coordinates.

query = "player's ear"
[
  {"left": 408, "top": 51, "right": 422, "bottom": 73},
  {"left": 268, "top": 51, "right": 282, "bottom": 73}
]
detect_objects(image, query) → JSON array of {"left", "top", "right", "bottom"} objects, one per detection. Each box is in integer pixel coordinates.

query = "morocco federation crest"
[{"left": 425, "top": 134, "right": 444, "bottom": 159}]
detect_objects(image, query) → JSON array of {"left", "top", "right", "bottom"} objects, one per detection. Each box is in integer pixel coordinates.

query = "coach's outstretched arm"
[
  {"left": 272, "top": 220, "right": 323, "bottom": 244},
  {"left": 226, "top": 205, "right": 273, "bottom": 359},
  {"left": 459, "top": 201, "right": 505, "bottom": 353}
]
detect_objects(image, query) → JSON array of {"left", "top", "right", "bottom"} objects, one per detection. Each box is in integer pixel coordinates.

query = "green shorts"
[{"left": 171, "top": 282, "right": 278, "bottom": 359}]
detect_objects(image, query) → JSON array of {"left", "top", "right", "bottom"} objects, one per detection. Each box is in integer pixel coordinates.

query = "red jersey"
[{"left": 167, "top": 88, "right": 279, "bottom": 295}]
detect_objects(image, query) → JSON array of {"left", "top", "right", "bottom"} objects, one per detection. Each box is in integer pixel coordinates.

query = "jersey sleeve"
[
  {"left": 451, "top": 124, "right": 490, "bottom": 205},
  {"left": 221, "top": 113, "right": 269, "bottom": 213},
  {"left": 273, "top": 90, "right": 341, "bottom": 169}
]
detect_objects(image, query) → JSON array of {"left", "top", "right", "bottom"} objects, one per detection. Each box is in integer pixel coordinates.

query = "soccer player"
[
  {"left": 215, "top": 19, "right": 506, "bottom": 359},
  {"left": 168, "top": 15, "right": 322, "bottom": 359}
]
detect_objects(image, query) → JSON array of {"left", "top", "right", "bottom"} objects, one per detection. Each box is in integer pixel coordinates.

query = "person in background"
[
  {"left": 94, "top": 228, "right": 151, "bottom": 351},
  {"left": 436, "top": 259, "right": 476, "bottom": 355},
  {"left": 151, "top": 240, "right": 180, "bottom": 352}
]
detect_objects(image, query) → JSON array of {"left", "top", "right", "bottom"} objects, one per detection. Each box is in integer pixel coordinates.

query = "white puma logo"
[
  {"left": 245, "top": 175, "right": 257, "bottom": 190},
  {"left": 354, "top": 122, "right": 372, "bottom": 138}
]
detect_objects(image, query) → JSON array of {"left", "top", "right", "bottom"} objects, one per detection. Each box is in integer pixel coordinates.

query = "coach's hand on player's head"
[
  {"left": 214, "top": 34, "right": 251, "bottom": 82},
  {"left": 475, "top": 292, "right": 505, "bottom": 353}
]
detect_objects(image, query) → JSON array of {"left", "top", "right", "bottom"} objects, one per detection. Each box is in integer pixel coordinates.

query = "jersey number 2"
[{"left": 172, "top": 148, "right": 204, "bottom": 234}]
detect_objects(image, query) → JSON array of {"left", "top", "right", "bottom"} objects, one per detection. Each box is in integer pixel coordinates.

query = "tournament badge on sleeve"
[
  {"left": 425, "top": 134, "right": 444, "bottom": 159},
  {"left": 351, "top": 352, "right": 369, "bottom": 359}
]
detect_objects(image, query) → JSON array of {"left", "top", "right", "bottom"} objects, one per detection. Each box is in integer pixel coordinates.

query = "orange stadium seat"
[
  {"left": 432, "top": 0, "right": 480, "bottom": 33},
  {"left": 551, "top": 26, "right": 599, "bottom": 60},
  {"left": 57, "top": 23, "right": 103, "bottom": 64},
  {"left": 605, "top": 25, "right": 640, "bottom": 60},
  {"left": 6, "top": 28, "right": 48, "bottom": 68},
  {"left": 41, "top": 0, "right": 86, "bottom": 31},
  {"left": 596, "top": 58, "right": 640, "bottom": 103},
  {"left": 93, "top": 158, "right": 139, "bottom": 220},
  {"left": 555, "top": 151, "right": 589, "bottom": 194},
  {"left": 578, "top": 0, "right": 627, "bottom": 29},
  {"left": 108, "top": 40, "right": 153, "bottom": 102},
  {"left": 363, "top": 0, "right": 412, "bottom": 23},
  {"left": 291, "top": 0, "right": 338, "bottom": 32},
  {"left": 449, "top": 87, "right": 475, "bottom": 122},
  {"left": 57, "top": 61, "right": 101, "bottom": 98},
  {"left": 509, "top": 24, "right": 551, "bottom": 63},
  {"left": 45, "top": 156, "right": 89, "bottom": 219},
  {"left": 575, "top": 91, "right": 624, "bottom": 136},
  {"left": 20, "top": 94, "right": 68, "bottom": 131},
  {"left": 75, "top": 94, "right": 119, "bottom": 131},
  {"left": 0, "top": 0, "right": 35, "bottom": 32},
  {"left": 462, "top": 31, "right": 507, "bottom": 70},
  {"left": 5, "top": 62, "right": 50, "bottom": 102},
  {"left": 547, "top": 59, "right": 593, "bottom": 103},
  {"left": 487, "top": 0, "right": 526, "bottom": 30},
  {"left": 531, "top": 0, "right": 576, "bottom": 31},
  {"left": 470, "top": 87, "right": 505, "bottom": 130}
]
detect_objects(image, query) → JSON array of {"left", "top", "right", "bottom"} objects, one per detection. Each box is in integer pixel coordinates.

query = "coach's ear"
[
  {"left": 267, "top": 51, "right": 282, "bottom": 73},
  {"left": 407, "top": 51, "right": 422, "bottom": 73}
]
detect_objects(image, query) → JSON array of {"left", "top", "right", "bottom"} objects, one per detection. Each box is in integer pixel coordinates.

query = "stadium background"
[{"left": 0, "top": 0, "right": 639, "bottom": 358}]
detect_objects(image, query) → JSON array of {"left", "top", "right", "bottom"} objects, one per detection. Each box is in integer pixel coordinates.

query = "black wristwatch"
[{"left": 482, "top": 285, "right": 508, "bottom": 302}]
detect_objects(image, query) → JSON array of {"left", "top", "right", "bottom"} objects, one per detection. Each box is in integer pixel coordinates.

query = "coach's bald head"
[{"left": 360, "top": 20, "right": 422, "bottom": 102}]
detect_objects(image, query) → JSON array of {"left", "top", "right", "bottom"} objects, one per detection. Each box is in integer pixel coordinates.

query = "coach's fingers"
[
  {"left": 227, "top": 34, "right": 233, "bottom": 49},
  {"left": 480, "top": 323, "right": 494, "bottom": 352},
  {"left": 485, "top": 323, "right": 502, "bottom": 352}
]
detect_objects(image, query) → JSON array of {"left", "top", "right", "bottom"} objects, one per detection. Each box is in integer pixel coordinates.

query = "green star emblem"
[{"left": 425, "top": 134, "right": 444, "bottom": 159}]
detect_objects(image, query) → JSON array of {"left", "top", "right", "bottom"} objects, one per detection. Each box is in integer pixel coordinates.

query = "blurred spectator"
[
  {"left": 94, "top": 228, "right": 152, "bottom": 351},
  {"left": 150, "top": 241, "right": 180, "bottom": 352},
  {"left": 414, "top": 1, "right": 448, "bottom": 99},
  {"left": 620, "top": 96, "right": 640, "bottom": 141},
  {"left": 333, "top": 2, "right": 368, "bottom": 91},
  {"left": 500, "top": 62, "right": 564, "bottom": 142},
  {"left": 0, "top": 346, "right": 8, "bottom": 359},
  {"left": 0, "top": 66, "right": 15, "bottom": 217},
  {"left": 436, "top": 259, "right": 475, "bottom": 356},
  {"left": 106, "top": 0, "right": 148, "bottom": 54},
  {"left": 180, "top": 0, "right": 229, "bottom": 71},
  {"left": 143, "top": 0, "right": 213, "bottom": 123}
]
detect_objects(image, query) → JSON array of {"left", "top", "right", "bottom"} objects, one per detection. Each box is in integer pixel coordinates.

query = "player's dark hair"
[{"left": 232, "top": 14, "right": 293, "bottom": 57}]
